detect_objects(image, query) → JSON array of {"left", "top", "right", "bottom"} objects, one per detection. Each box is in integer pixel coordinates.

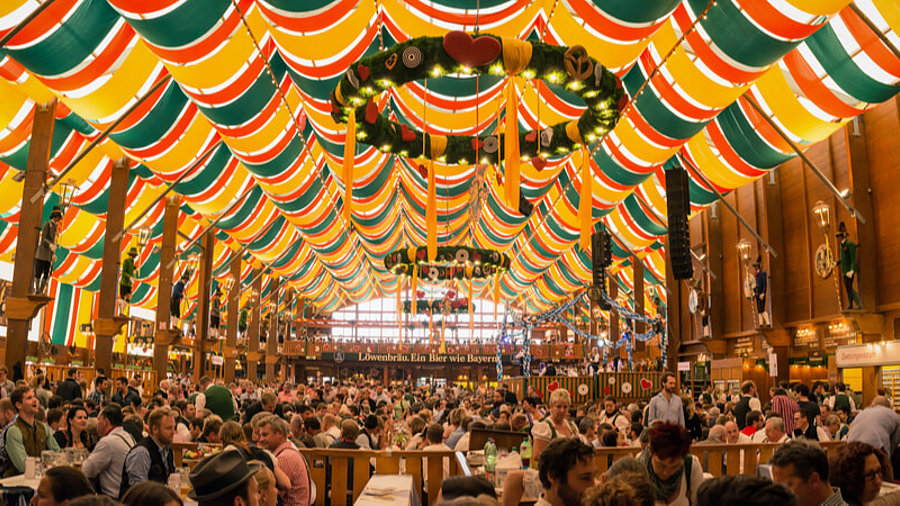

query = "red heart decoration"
[
  {"left": 617, "top": 94, "right": 629, "bottom": 112},
  {"left": 640, "top": 378, "right": 652, "bottom": 390},
  {"left": 547, "top": 380, "right": 559, "bottom": 392},
  {"left": 357, "top": 64, "right": 370, "bottom": 82},
  {"left": 531, "top": 156, "right": 546, "bottom": 172},
  {"left": 365, "top": 100, "right": 378, "bottom": 124},
  {"left": 417, "top": 164, "right": 428, "bottom": 179},
  {"left": 495, "top": 172, "right": 504, "bottom": 186},
  {"left": 525, "top": 131, "right": 537, "bottom": 143},
  {"left": 443, "top": 31, "right": 501, "bottom": 68},
  {"left": 603, "top": 386, "right": 611, "bottom": 395},
  {"left": 401, "top": 124, "right": 416, "bottom": 141},
  {"left": 471, "top": 138, "right": 484, "bottom": 151}
]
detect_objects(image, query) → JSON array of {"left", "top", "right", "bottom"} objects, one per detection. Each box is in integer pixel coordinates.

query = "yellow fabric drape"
[
  {"left": 468, "top": 277, "right": 474, "bottom": 339},
  {"left": 493, "top": 272, "right": 500, "bottom": 321},
  {"left": 411, "top": 265, "right": 418, "bottom": 317},
  {"left": 343, "top": 112, "right": 356, "bottom": 225},
  {"left": 504, "top": 78, "right": 521, "bottom": 210},
  {"left": 397, "top": 276, "right": 402, "bottom": 351},
  {"left": 578, "top": 146, "right": 592, "bottom": 251},
  {"left": 427, "top": 160, "right": 437, "bottom": 261},
  {"left": 440, "top": 316, "right": 446, "bottom": 353}
]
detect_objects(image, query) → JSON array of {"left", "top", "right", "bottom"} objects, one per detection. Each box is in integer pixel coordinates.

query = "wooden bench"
[
  {"left": 592, "top": 441, "right": 845, "bottom": 477},
  {"left": 297, "top": 448, "right": 469, "bottom": 506}
]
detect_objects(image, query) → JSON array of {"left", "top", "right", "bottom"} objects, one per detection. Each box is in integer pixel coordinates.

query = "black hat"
[
  {"left": 752, "top": 255, "right": 762, "bottom": 268},
  {"left": 188, "top": 450, "right": 263, "bottom": 501},
  {"left": 50, "top": 206, "right": 62, "bottom": 219},
  {"left": 836, "top": 221, "right": 848, "bottom": 238},
  {"left": 364, "top": 414, "right": 378, "bottom": 430}
]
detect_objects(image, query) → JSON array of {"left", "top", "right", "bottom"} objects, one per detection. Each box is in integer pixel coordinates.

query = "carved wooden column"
[
  {"left": 265, "top": 277, "right": 280, "bottom": 383},
  {"left": 153, "top": 196, "right": 180, "bottom": 381},
  {"left": 633, "top": 256, "right": 645, "bottom": 354},
  {"left": 193, "top": 232, "right": 214, "bottom": 381},
  {"left": 247, "top": 269, "right": 262, "bottom": 381},
  {"left": 223, "top": 255, "right": 241, "bottom": 383},
  {"left": 93, "top": 158, "right": 131, "bottom": 374},
  {"left": 6, "top": 99, "right": 57, "bottom": 380},
  {"left": 664, "top": 238, "right": 681, "bottom": 373},
  {"left": 609, "top": 275, "right": 619, "bottom": 358}
]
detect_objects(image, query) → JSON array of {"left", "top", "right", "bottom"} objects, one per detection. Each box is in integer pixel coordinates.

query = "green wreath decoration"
[
  {"left": 384, "top": 246, "right": 510, "bottom": 280},
  {"left": 330, "top": 31, "right": 626, "bottom": 165}
]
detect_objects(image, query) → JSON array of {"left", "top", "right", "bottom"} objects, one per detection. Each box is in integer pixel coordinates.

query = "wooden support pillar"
[
  {"left": 247, "top": 269, "right": 262, "bottom": 382},
  {"left": 633, "top": 256, "right": 645, "bottom": 353},
  {"left": 93, "top": 159, "right": 130, "bottom": 375},
  {"left": 664, "top": 238, "right": 681, "bottom": 373},
  {"left": 193, "top": 233, "right": 214, "bottom": 381},
  {"left": 844, "top": 120, "right": 878, "bottom": 311},
  {"left": 609, "top": 276, "right": 619, "bottom": 356},
  {"left": 223, "top": 255, "right": 241, "bottom": 383},
  {"left": 705, "top": 207, "right": 725, "bottom": 339},
  {"left": 265, "top": 277, "right": 280, "bottom": 383},
  {"left": 153, "top": 196, "right": 180, "bottom": 381},
  {"left": 6, "top": 100, "right": 57, "bottom": 380}
]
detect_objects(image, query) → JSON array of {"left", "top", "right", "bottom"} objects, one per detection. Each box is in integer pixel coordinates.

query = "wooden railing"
[
  {"left": 298, "top": 448, "right": 465, "bottom": 506},
  {"left": 284, "top": 341, "right": 585, "bottom": 360},
  {"left": 26, "top": 363, "right": 157, "bottom": 398},
  {"left": 591, "top": 441, "right": 845, "bottom": 477},
  {"left": 297, "top": 442, "right": 845, "bottom": 506}
]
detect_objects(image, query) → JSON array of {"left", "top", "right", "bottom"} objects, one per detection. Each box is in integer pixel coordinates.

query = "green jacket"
[
  {"left": 204, "top": 385, "right": 236, "bottom": 421},
  {"left": 839, "top": 240, "right": 858, "bottom": 274},
  {"left": 121, "top": 256, "right": 135, "bottom": 288}
]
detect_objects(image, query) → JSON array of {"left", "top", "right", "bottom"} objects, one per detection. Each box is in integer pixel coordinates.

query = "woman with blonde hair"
[
  {"left": 530, "top": 389, "right": 579, "bottom": 462},
  {"left": 251, "top": 459, "right": 278, "bottom": 506}
]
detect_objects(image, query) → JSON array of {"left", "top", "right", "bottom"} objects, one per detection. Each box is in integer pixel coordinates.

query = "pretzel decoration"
[{"left": 564, "top": 45, "right": 593, "bottom": 82}]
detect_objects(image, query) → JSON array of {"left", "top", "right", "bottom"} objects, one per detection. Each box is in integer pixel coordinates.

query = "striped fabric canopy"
[{"left": 0, "top": 0, "right": 897, "bottom": 332}]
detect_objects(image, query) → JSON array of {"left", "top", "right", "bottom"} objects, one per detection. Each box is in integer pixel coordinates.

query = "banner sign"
[{"left": 321, "top": 352, "right": 512, "bottom": 364}]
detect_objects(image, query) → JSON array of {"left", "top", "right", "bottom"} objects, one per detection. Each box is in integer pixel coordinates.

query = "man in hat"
[
  {"left": 189, "top": 450, "right": 262, "bottom": 506},
  {"left": 171, "top": 272, "right": 188, "bottom": 329},
  {"left": 836, "top": 222, "right": 861, "bottom": 309},
  {"left": 32, "top": 206, "right": 63, "bottom": 294},
  {"left": 752, "top": 256, "right": 770, "bottom": 327},
  {"left": 119, "top": 246, "right": 138, "bottom": 314}
]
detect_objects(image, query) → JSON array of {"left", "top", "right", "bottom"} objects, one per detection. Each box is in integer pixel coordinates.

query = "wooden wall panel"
[
  {"left": 865, "top": 99, "right": 900, "bottom": 308},
  {"left": 778, "top": 158, "right": 811, "bottom": 323},
  {"left": 721, "top": 193, "right": 741, "bottom": 335}
]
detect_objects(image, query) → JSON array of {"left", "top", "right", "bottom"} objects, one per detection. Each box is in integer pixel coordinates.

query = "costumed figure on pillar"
[
  {"left": 210, "top": 287, "right": 221, "bottom": 337},
  {"left": 33, "top": 206, "right": 62, "bottom": 294},
  {"left": 752, "top": 256, "right": 770, "bottom": 327},
  {"left": 835, "top": 222, "right": 861, "bottom": 309},
  {"left": 118, "top": 247, "right": 138, "bottom": 315},
  {"left": 171, "top": 272, "right": 188, "bottom": 330}
]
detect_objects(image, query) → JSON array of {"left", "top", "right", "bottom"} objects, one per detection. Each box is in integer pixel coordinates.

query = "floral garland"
[
  {"left": 330, "top": 32, "right": 625, "bottom": 165},
  {"left": 384, "top": 246, "right": 510, "bottom": 281}
]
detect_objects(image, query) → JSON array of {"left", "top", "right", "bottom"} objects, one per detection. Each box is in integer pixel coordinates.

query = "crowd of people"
[{"left": 0, "top": 364, "right": 895, "bottom": 506}]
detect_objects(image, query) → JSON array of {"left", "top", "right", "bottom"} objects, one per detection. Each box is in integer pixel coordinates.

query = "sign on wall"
[{"left": 835, "top": 341, "right": 900, "bottom": 368}]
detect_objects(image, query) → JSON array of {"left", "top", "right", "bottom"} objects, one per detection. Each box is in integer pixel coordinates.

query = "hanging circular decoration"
[
  {"left": 384, "top": 246, "right": 510, "bottom": 280},
  {"left": 577, "top": 383, "right": 590, "bottom": 396},
  {"left": 330, "top": 31, "right": 626, "bottom": 164},
  {"left": 621, "top": 381, "right": 632, "bottom": 394}
]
